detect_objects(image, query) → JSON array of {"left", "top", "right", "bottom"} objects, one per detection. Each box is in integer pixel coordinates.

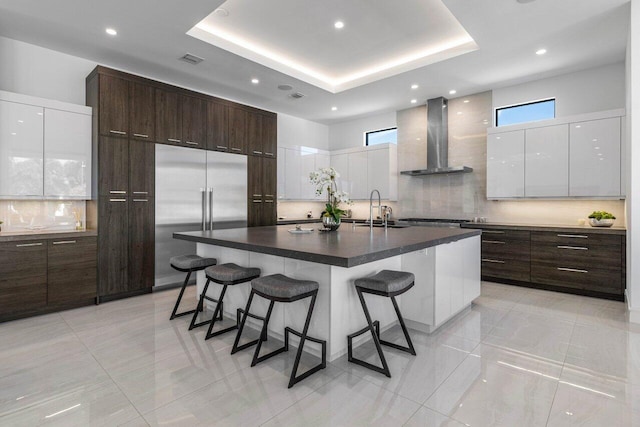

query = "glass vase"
[{"left": 322, "top": 216, "right": 341, "bottom": 231}]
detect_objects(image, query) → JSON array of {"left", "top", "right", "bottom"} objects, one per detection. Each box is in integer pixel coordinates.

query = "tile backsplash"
[
  {"left": 0, "top": 200, "right": 86, "bottom": 232},
  {"left": 278, "top": 201, "right": 399, "bottom": 221}
]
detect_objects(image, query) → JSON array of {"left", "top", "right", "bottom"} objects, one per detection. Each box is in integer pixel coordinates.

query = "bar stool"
[
  {"left": 189, "top": 263, "right": 261, "bottom": 340},
  {"left": 232, "top": 274, "right": 327, "bottom": 388},
  {"left": 169, "top": 255, "right": 217, "bottom": 320},
  {"left": 347, "top": 270, "right": 416, "bottom": 378}
]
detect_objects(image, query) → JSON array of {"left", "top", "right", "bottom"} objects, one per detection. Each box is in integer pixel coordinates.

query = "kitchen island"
[{"left": 174, "top": 225, "right": 481, "bottom": 361}]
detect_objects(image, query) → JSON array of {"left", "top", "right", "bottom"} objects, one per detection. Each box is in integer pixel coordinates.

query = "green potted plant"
[
  {"left": 588, "top": 211, "right": 616, "bottom": 227},
  {"left": 309, "top": 167, "right": 351, "bottom": 231}
]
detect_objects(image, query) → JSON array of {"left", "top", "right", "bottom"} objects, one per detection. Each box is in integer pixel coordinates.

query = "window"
[
  {"left": 496, "top": 99, "right": 555, "bottom": 127},
  {"left": 365, "top": 127, "right": 397, "bottom": 146}
]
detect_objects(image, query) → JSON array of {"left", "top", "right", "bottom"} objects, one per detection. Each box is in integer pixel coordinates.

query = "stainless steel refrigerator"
[{"left": 154, "top": 145, "right": 248, "bottom": 287}]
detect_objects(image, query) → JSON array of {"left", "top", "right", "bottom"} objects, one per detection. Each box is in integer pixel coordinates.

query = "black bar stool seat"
[
  {"left": 348, "top": 270, "right": 417, "bottom": 378},
  {"left": 190, "top": 263, "right": 261, "bottom": 341},
  {"left": 232, "top": 274, "right": 327, "bottom": 388},
  {"left": 169, "top": 255, "right": 217, "bottom": 320}
]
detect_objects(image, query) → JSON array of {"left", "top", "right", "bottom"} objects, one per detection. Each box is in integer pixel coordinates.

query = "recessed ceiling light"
[
  {"left": 463, "top": 100, "right": 470, "bottom": 103},
  {"left": 449, "top": 90, "right": 457, "bottom": 95},
  {"left": 411, "top": 84, "right": 419, "bottom": 90},
  {"left": 251, "top": 78, "right": 259, "bottom": 84},
  {"left": 334, "top": 21, "right": 344, "bottom": 29},
  {"left": 411, "top": 99, "right": 417, "bottom": 104},
  {"left": 331, "top": 106, "right": 338, "bottom": 111},
  {"left": 105, "top": 28, "right": 117, "bottom": 36},
  {"left": 536, "top": 48, "right": 547, "bottom": 55},
  {"left": 517, "top": 0, "right": 537, "bottom": 3}
]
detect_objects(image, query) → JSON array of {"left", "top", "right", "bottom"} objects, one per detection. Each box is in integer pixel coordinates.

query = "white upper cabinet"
[
  {"left": 569, "top": 117, "right": 621, "bottom": 197},
  {"left": 284, "top": 148, "right": 302, "bottom": 199},
  {"left": 367, "top": 148, "right": 398, "bottom": 201},
  {"left": 277, "top": 147, "right": 286, "bottom": 199},
  {"left": 525, "top": 124, "right": 569, "bottom": 197},
  {"left": 0, "top": 100, "right": 44, "bottom": 197},
  {"left": 300, "top": 151, "right": 316, "bottom": 199},
  {"left": 329, "top": 153, "right": 349, "bottom": 197},
  {"left": 0, "top": 91, "right": 92, "bottom": 199},
  {"left": 347, "top": 151, "right": 368, "bottom": 200},
  {"left": 487, "top": 130, "right": 525, "bottom": 198},
  {"left": 44, "top": 109, "right": 92, "bottom": 198},
  {"left": 277, "top": 147, "right": 332, "bottom": 200}
]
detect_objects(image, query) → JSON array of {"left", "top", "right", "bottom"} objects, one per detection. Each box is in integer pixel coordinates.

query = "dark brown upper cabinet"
[
  {"left": 206, "top": 101, "right": 229, "bottom": 152},
  {"left": 262, "top": 157, "right": 277, "bottom": 225},
  {"left": 262, "top": 115, "right": 277, "bottom": 158},
  {"left": 247, "top": 156, "right": 277, "bottom": 227},
  {"left": 129, "top": 140, "right": 155, "bottom": 197},
  {"left": 247, "top": 111, "right": 277, "bottom": 158},
  {"left": 229, "top": 107, "right": 248, "bottom": 154},
  {"left": 129, "top": 82, "right": 155, "bottom": 141},
  {"left": 248, "top": 111, "right": 263, "bottom": 156},
  {"left": 155, "top": 89, "right": 182, "bottom": 145},
  {"left": 99, "top": 74, "right": 129, "bottom": 137},
  {"left": 98, "top": 136, "right": 129, "bottom": 196},
  {"left": 181, "top": 95, "right": 206, "bottom": 149}
]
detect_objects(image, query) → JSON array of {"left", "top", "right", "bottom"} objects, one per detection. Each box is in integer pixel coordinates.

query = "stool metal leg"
[
  {"left": 347, "top": 287, "right": 391, "bottom": 377},
  {"left": 251, "top": 300, "right": 288, "bottom": 366},
  {"left": 204, "top": 285, "right": 239, "bottom": 340},
  {"left": 189, "top": 278, "right": 211, "bottom": 329},
  {"left": 231, "top": 291, "right": 263, "bottom": 354},
  {"left": 287, "top": 291, "right": 326, "bottom": 388},
  {"left": 378, "top": 296, "right": 416, "bottom": 356},
  {"left": 170, "top": 270, "right": 196, "bottom": 320}
]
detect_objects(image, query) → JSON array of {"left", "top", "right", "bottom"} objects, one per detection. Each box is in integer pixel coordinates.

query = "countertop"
[
  {"left": 461, "top": 222, "right": 626, "bottom": 235},
  {"left": 174, "top": 224, "right": 481, "bottom": 268},
  {"left": 0, "top": 229, "right": 97, "bottom": 243}
]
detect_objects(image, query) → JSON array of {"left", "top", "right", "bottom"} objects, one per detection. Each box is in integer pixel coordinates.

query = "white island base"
[{"left": 196, "top": 235, "right": 480, "bottom": 362}]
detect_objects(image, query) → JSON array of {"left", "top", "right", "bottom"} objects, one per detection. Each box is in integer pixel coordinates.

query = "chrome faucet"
[{"left": 369, "top": 189, "right": 385, "bottom": 230}]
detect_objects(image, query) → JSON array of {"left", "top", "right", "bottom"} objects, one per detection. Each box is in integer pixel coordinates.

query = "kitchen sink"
[{"left": 355, "top": 223, "right": 411, "bottom": 229}]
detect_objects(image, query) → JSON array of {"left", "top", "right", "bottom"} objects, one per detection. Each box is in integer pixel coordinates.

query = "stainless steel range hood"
[{"left": 401, "top": 97, "right": 473, "bottom": 176}]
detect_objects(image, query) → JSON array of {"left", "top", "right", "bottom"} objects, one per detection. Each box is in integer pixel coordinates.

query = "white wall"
[
  {"left": 492, "top": 62, "right": 625, "bottom": 120},
  {"left": 328, "top": 111, "right": 396, "bottom": 151},
  {"left": 627, "top": 0, "right": 640, "bottom": 321},
  {"left": 277, "top": 113, "right": 329, "bottom": 150},
  {"left": 0, "top": 36, "right": 96, "bottom": 104}
]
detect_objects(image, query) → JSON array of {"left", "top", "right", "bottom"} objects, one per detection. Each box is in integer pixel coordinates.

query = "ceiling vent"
[
  {"left": 289, "top": 92, "right": 305, "bottom": 99},
  {"left": 179, "top": 53, "right": 204, "bottom": 65}
]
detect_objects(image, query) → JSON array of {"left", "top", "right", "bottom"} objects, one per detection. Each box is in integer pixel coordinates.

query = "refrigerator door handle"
[
  {"left": 201, "top": 188, "right": 207, "bottom": 231},
  {"left": 208, "top": 188, "right": 214, "bottom": 231}
]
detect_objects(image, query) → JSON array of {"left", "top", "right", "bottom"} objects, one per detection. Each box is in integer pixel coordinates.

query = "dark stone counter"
[
  {"left": 174, "top": 225, "right": 480, "bottom": 268},
  {"left": 461, "top": 222, "right": 626, "bottom": 235}
]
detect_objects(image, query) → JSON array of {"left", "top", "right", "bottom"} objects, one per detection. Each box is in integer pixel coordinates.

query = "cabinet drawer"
[
  {"left": 482, "top": 239, "right": 530, "bottom": 260},
  {"left": 47, "top": 237, "right": 97, "bottom": 305},
  {"left": 0, "top": 241, "right": 47, "bottom": 314},
  {"left": 481, "top": 229, "right": 530, "bottom": 241},
  {"left": 531, "top": 241, "right": 621, "bottom": 271},
  {"left": 531, "top": 264, "right": 622, "bottom": 295},
  {"left": 532, "top": 231, "right": 622, "bottom": 249},
  {"left": 481, "top": 258, "right": 530, "bottom": 282}
]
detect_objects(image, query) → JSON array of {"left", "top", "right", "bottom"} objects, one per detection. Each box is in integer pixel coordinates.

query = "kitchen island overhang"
[{"left": 174, "top": 225, "right": 481, "bottom": 361}]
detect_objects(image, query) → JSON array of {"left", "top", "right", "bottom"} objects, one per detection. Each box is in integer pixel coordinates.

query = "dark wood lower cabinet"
[
  {"left": 473, "top": 225, "right": 626, "bottom": 301},
  {"left": 48, "top": 237, "right": 97, "bottom": 306},
  {"left": 98, "top": 197, "right": 129, "bottom": 298},
  {"left": 247, "top": 156, "right": 276, "bottom": 226},
  {"left": 0, "top": 241, "right": 47, "bottom": 318},
  {"left": 129, "top": 197, "right": 155, "bottom": 291}
]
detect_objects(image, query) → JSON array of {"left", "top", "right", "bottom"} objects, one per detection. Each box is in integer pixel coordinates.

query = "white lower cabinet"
[
  {"left": 487, "top": 130, "right": 525, "bottom": 198},
  {"left": 0, "top": 100, "right": 44, "bottom": 197},
  {"left": 44, "top": 109, "right": 92, "bottom": 198},
  {"left": 525, "top": 124, "right": 569, "bottom": 197},
  {"left": 569, "top": 117, "right": 621, "bottom": 197}
]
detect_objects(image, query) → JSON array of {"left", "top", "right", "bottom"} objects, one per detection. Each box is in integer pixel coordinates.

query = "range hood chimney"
[{"left": 400, "top": 96, "right": 473, "bottom": 176}]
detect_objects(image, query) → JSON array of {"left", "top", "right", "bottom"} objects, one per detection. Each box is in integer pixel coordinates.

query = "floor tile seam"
[
  {"left": 58, "top": 313, "right": 147, "bottom": 424},
  {"left": 543, "top": 375, "right": 562, "bottom": 427},
  {"left": 400, "top": 404, "right": 424, "bottom": 426},
  {"left": 138, "top": 379, "right": 218, "bottom": 419}
]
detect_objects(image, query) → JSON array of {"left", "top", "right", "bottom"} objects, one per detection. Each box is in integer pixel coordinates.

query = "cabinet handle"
[
  {"left": 252, "top": 194, "right": 262, "bottom": 197},
  {"left": 231, "top": 148, "right": 242, "bottom": 152},
  {"left": 252, "top": 151, "right": 263, "bottom": 155},
  {"left": 53, "top": 240, "right": 76, "bottom": 245},
  {"left": 482, "top": 240, "right": 505, "bottom": 244},
  {"left": 109, "top": 130, "right": 127, "bottom": 135},
  {"left": 185, "top": 141, "right": 198, "bottom": 146},
  {"left": 265, "top": 152, "right": 274, "bottom": 156},
  {"left": 16, "top": 242, "right": 43, "bottom": 247},
  {"left": 557, "top": 267, "right": 588, "bottom": 273},
  {"left": 482, "top": 230, "right": 505, "bottom": 234},
  {"left": 133, "top": 133, "right": 149, "bottom": 138},
  {"left": 264, "top": 194, "right": 274, "bottom": 198},
  {"left": 109, "top": 198, "right": 127, "bottom": 202},
  {"left": 133, "top": 199, "right": 148, "bottom": 202},
  {"left": 167, "top": 138, "right": 181, "bottom": 143},
  {"left": 557, "top": 245, "right": 588, "bottom": 251},
  {"left": 557, "top": 234, "right": 588, "bottom": 239},
  {"left": 253, "top": 200, "right": 262, "bottom": 203},
  {"left": 482, "top": 258, "right": 505, "bottom": 264},
  {"left": 265, "top": 200, "right": 274, "bottom": 203},
  {"left": 216, "top": 145, "right": 228, "bottom": 150},
  {"left": 133, "top": 191, "right": 148, "bottom": 194},
  {"left": 110, "top": 190, "right": 127, "bottom": 194}
]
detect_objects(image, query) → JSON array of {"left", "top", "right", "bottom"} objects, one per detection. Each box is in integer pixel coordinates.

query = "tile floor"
[{"left": 1, "top": 282, "right": 639, "bottom": 426}]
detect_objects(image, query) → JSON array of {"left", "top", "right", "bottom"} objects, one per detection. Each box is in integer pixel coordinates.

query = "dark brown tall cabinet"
[
  {"left": 248, "top": 156, "right": 277, "bottom": 227},
  {"left": 87, "top": 68, "right": 156, "bottom": 302}
]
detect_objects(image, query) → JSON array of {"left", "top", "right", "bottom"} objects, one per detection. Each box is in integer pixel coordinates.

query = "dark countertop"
[
  {"left": 0, "top": 229, "right": 97, "bottom": 243},
  {"left": 461, "top": 222, "right": 626, "bottom": 235},
  {"left": 174, "top": 225, "right": 481, "bottom": 268}
]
